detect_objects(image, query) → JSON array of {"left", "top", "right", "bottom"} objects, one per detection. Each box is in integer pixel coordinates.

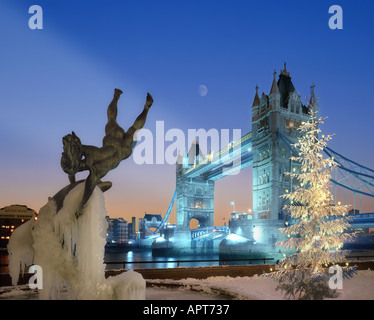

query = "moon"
[{"left": 198, "top": 85, "right": 208, "bottom": 97}]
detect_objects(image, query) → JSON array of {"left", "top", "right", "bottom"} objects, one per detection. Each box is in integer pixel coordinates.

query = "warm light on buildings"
[{"left": 0, "top": 204, "right": 36, "bottom": 248}]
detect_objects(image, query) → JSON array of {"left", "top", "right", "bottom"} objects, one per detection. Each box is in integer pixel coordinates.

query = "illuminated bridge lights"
[{"left": 184, "top": 132, "right": 253, "bottom": 179}]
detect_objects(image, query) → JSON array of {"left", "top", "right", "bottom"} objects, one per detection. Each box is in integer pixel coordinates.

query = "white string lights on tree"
[{"left": 267, "top": 110, "right": 357, "bottom": 300}]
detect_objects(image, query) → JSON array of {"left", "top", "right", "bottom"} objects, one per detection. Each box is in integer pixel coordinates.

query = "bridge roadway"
[
  {"left": 190, "top": 226, "right": 229, "bottom": 241},
  {"left": 190, "top": 213, "right": 374, "bottom": 241},
  {"left": 273, "top": 212, "right": 374, "bottom": 229},
  {"left": 183, "top": 132, "right": 252, "bottom": 180},
  {"left": 330, "top": 212, "right": 374, "bottom": 229},
  {"left": 184, "top": 129, "right": 374, "bottom": 198}
]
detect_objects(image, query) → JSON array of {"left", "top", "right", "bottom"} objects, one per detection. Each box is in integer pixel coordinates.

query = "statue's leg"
[
  {"left": 126, "top": 93, "right": 153, "bottom": 139},
  {"left": 105, "top": 88, "right": 123, "bottom": 136}
]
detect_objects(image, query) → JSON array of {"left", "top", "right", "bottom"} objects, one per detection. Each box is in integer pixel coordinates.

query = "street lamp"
[{"left": 230, "top": 201, "right": 235, "bottom": 212}]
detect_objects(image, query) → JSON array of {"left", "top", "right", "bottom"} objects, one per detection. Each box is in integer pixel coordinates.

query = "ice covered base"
[{"left": 7, "top": 183, "right": 145, "bottom": 300}]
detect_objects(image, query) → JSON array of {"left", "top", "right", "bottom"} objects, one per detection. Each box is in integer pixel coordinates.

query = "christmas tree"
[{"left": 271, "top": 111, "right": 356, "bottom": 299}]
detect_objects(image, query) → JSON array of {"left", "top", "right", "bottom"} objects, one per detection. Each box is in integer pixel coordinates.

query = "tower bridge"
[{"left": 150, "top": 65, "right": 374, "bottom": 257}]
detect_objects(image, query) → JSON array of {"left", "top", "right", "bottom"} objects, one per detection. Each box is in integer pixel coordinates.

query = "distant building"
[
  {"left": 106, "top": 217, "right": 127, "bottom": 244},
  {"left": 0, "top": 204, "right": 36, "bottom": 248},
  {"left": 106, "top": 217, "right": 129, "bottom": 244},
  {"left": 127, "top": 216, "right": 137, "bottom": 240}
]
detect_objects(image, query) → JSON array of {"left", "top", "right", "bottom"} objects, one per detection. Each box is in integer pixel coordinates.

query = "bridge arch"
[
  {"left": 138, "top": 213, "right": 163, "bottom": 238},
  {"left": 189, "top": 215, "right": 209, "bottom": 230}
]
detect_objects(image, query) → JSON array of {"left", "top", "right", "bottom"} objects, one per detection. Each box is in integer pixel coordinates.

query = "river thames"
[{"left": 104, "top": 249, "right": 222, "bottom": 270}]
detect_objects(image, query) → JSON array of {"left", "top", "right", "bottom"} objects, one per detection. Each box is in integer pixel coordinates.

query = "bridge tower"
[
  {"left": 176, "top": 142, "right": 215, "bottom": 230},
  {"left": 251, "top": 64, "right": 319, "bottom": 220}
]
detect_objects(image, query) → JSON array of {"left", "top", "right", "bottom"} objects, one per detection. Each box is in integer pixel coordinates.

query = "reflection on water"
[
  {"left": 104, "top": 249, "right": 374, "bottom": 270},
  {"left": 104, "top": 250, "right": 220, "bottom": 270},
  {"left": 1, "top": 249, "right": 251, "bottom": 273},
  {"left": 3, "top": 248, "right": 373, "bottom": 272}
]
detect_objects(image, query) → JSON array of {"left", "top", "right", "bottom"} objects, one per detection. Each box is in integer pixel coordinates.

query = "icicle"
[{"left": 8, "top": 183, "right": 145, "bottom": 300}]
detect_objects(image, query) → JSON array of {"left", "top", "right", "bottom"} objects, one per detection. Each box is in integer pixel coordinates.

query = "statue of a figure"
[{"left": 61, "top": 89, "right": 153, "bottom": 216}]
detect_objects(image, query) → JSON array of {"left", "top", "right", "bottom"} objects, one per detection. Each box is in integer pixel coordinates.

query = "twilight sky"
[{"left": 1, "top": 0, "right": 374, "bottom": 227}]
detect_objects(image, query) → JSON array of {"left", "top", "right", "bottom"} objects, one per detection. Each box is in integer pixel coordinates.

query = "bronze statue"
[{"left": 61, "top": 89, "right": 153, "bottom": 216}]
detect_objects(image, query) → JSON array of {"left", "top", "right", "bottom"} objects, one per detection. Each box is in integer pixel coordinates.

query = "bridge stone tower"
[
  {"left": 176, "top": 142, "right": 215, "bottom": 230},
  {"left": 251, "top": 64, "right": 319, "bottom": 220}
]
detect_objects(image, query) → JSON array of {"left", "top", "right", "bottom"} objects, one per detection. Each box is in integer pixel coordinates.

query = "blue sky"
[{"left": 1, "top": 0, "right": 374, "bottom": 223}]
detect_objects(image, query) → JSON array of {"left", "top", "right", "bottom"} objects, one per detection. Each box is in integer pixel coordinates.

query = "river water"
[
  {"left": 104, "top": 249, "right": 222, "bottom": 270},
  {"left": 1, "top": 249, "right": 255, "bottom": 274},
  {"left": 4, "top": 247, "right": 373, "bottom": 273}
]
